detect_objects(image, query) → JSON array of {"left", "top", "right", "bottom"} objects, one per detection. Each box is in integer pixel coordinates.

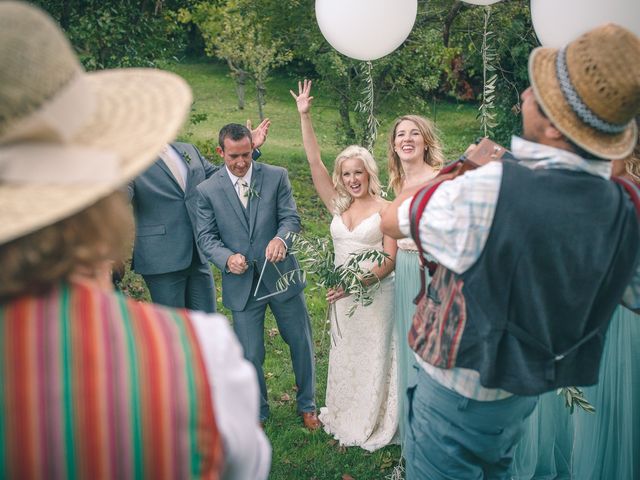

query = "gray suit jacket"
[
  {"left": 196, "top": 161, "right": 305, "bottom": 311},
  {"left": 128, "top": 142, "right": 218, "bottom": 275}
]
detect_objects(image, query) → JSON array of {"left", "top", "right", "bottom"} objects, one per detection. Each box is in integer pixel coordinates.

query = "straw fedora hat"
[
  {"left": 0, "top": 1, "right": 192, "bottom": 245},
  {"left": 529, "top": 23, "right": 640, "bottom": 160}
]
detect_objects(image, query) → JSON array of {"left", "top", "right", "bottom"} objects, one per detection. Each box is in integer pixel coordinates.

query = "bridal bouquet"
[{"left": 277, "top": 233, "right": 389, "bottom": 343}]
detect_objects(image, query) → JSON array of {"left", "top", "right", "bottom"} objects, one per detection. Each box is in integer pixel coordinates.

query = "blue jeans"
[{"left": 405, "top": 367, "right": 538, "bottom": 480}]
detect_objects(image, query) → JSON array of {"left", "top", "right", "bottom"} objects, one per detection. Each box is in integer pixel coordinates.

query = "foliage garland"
[
  {"left": 355, "top": 61, "right": 380, "bottom": 151},
  {"left": 477, "top": 6, "right": 498, "bottom": 137}
]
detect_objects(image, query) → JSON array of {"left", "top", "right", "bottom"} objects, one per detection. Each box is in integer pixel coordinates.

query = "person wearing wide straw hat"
[
  {"left": 0, "top": 2, "right": 270, "bottom": 479},
  {"left": 381, "top": 23, "right": 640, "bottom": 479}
]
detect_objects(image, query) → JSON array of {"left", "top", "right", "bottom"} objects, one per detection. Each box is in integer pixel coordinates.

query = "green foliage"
[
  {"left": 116, "top": 263, "right": 149, "bottom": 301},
  {"left": 558, "top": 387, "right": 596, "bottom": 414},
  {"left": 477, "top": 7, "right": 498, "bottom": 137},
  {"left": 34, "top": 1, "right": 189, "bottom": 70},
  {"left": 187, "top": 0, "right": 293, "bottom": 118},
  {"left": 354, "top": 62, "right": 380, "bottom": 151},
  {"left": 278, "top": 233, "right": 390, "bottom": 319},
  {"left": 452, "top": 0, "right": 537, "bottom": 144}
]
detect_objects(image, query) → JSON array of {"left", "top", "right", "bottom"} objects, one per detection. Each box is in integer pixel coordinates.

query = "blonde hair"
[
  {"left": 387, "top": 115, "right": 446, "bottom": 194},
  {"left": 331, "top": 145, "right": 383, "bottom": 214},
  {"left": 625, "top": 128, "right": 640, "bottom": 183},
  {"left": 0, "top": 192, "right": 133, "bottom": 301}
]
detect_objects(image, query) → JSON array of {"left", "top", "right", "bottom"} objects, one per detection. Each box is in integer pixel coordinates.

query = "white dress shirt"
[{"left": 190, "top": 311, "right": 271, "bottom": 479}]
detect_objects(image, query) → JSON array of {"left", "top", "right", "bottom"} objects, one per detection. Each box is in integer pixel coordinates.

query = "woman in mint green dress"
[
  {"left": 513, "top": 143, "right": 640, "bottom": 479},
  {"left": 572, "top": 150, "right": 640, "bottom": 480},
  {"left": 386, "top": 115, "right": 445, "bottom": 448}
]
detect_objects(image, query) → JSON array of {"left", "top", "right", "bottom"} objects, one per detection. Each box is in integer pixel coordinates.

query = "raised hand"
[
  {"left": 247, "top": 118, "right": 271, "bottom": 149},
  {"left": 289, "top": 79, "right": 314, "bottom": 115}
]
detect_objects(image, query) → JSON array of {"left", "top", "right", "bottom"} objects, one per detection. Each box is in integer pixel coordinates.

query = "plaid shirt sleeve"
[{"left": 398, "top": 161, "right": 503, "bottom": 274}]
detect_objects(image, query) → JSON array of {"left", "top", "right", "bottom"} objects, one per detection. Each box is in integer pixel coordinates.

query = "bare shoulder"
[{"left": 376, "top": 197, "right": 391, "bottom": 211}]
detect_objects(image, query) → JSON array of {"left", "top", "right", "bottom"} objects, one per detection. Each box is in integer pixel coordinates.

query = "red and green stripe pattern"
[{"left": 0, "top": 282, "right": 223, "bottom": 479}]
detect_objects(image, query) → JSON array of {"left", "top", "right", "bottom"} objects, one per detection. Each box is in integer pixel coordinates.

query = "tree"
[
  {"left": 187, "top": 0, "right": 292, "bottom": 118},
  {"left": 33, "top": 0, "right": 194, "bottom": 70}
]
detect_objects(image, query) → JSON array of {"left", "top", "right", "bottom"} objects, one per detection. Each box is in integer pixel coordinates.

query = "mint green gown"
[
  {"left": 394, "top": 242, "right": 422, "bottom": 447},
  {"left": 513, "top": 305, "right": 640, "bottom": 479}
]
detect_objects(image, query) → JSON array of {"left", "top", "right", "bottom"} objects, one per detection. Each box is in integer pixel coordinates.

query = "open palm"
[{"left": 290, "top": 79, "right": 314, "bottom": 114}]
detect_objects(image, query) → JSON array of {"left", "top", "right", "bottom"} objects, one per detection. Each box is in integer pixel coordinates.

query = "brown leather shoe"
[{"left": 301, "top": 411, "right": 321, "bottom": 431}]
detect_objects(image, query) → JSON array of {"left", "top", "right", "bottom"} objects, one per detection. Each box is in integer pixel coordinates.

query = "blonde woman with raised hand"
[{"left": 291, "top": 79, "right": 399, "bottom": 451}]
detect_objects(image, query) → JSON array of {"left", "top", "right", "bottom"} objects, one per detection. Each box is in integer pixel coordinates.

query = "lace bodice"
[{"left": 330, "top": 212, "right": 385, "bottom": 268}]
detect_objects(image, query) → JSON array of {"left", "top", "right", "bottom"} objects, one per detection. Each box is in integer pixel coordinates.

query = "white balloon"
[
  {"left": 315, "top": 0, "right": 417, "bottom": 61},
  {"left": 460, "top": 0, "right": 502, "bottom": 5},
  {"left": 531, "top": 0, "right": 640, "bottom": 47}
]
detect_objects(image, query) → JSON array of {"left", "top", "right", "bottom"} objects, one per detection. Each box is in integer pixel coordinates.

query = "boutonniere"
[
  {"left": 244, "top": 183, "right": 261, "bottom": 200},
  {"left": 180, "top": 150, "right": 192, "bottom": 164}
]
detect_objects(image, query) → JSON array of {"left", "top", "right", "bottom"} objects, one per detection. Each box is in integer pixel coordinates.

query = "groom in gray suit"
[{"left": 196, "top": 123, "right": 319, "bottom": 429}]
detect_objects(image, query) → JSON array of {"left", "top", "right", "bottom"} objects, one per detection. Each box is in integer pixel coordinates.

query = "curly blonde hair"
[
  {"left": 0, "top": 192, "right": 132, "bottom": 301},
  {"left": 387, "top": 115, "right": 446, "bottom": 194},
  {"left": 331, "top": 145, "right": 383, "bottom": 214}
]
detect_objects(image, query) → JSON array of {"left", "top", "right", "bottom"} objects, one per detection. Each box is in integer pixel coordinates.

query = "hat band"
[
  {"left": 0, "top": 143, "right": 120, "bottom": 184},
  {"left": 0, "top": 73, "right": 95, "bottom": 144},
  {"left": 556, "top": 48, "right": 628, "bottom": 135}
]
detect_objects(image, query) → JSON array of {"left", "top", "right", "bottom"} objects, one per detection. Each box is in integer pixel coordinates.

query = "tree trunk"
[
  {"left": 227, "top": 60, "right": 247, "bottom": 110},
  {"left": 338, "top": 94, "right": 356, "bottom": 143},
  {"left": 256, "top": 78, "right": 266, "bottom": 121},
  {"left": 443, "top": 1, "right": 463, "bottom": 47},
  {"left": 60, "top": 0, "right": 71, "bottom": 29}
]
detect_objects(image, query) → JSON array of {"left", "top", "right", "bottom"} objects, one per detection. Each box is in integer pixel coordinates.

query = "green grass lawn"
[{"left": 134, "top": 59, "right": 481, "bottom": 479}]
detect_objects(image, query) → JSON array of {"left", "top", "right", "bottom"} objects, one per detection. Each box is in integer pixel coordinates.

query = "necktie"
[
  {"left": 159, "top": 146, "right": 185, "bottom": 191},
  {"left": 237, "top": 178, "right": 249, "bottom": 208}
]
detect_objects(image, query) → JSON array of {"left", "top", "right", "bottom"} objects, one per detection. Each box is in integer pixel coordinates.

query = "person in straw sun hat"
[
  {"left": 381, "top": 23, "right": 640, "bottom": 480},
  {"left": 0, "top": 2, "right": 270, "bottom": 479}
]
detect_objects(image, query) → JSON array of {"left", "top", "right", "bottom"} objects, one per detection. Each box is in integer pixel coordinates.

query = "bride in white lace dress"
[{"left": 291, "top": 80, "right": 398, "bottom": 451}]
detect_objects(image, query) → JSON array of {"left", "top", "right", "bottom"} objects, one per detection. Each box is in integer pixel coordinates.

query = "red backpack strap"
[
  {"left": 612, "top": 176, "right": 640, "bottom": 216},
  {"left": 409, "top": 180, "right": 448, "bottom": 304}
]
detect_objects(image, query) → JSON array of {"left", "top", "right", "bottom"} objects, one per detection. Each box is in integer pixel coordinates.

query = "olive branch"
[
  {"left": 355, "top": 60, "right": 379, "bottom": 152},
  {"left": 477, "top": 6, "right": 498, "bottom": 137},
  {"left": 557, "top": 386, "right": 595, "bottom": 414},
  {"left": 244, "top": 183, "right": 261, "bottom": 200},
  {"left": 276, "top": 233, "right": 389, "bottom": 344}
]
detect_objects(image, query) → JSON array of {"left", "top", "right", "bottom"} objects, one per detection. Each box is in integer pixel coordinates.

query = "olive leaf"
[
  {"left": 276, "top": 232, "right": 389, "bottom": 343},
  {"left": 557, "top": 386, "right": 595, "bottom": 414}
]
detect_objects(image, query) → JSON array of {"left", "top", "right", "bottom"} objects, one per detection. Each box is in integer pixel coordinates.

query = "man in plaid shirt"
[{"left": 382, "top": 24, "right": 640, "bottom": 479}]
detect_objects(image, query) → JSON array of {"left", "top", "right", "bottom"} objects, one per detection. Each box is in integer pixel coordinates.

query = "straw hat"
[
  {"left": 0, "top": 2, "right": 192, "bottom": 245},
  {"left": 529, "top": 23, "right": 640, "bottom": 160}
]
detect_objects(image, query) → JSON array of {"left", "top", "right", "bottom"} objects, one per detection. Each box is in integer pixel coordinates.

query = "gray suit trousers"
[
  {"left": 143, "top": 258, "right": 215, "bottom": 313},
  {"left": 231, "top": 290, "right": 316, "bottom": 421}
]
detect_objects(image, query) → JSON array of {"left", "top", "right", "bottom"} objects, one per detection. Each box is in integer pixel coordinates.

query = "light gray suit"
[
  {"left": 128, "top": 142, "right": 217, "bottom": 313},
  {"left": 196, "top": 160, "right": 316, "bottom": 420}
]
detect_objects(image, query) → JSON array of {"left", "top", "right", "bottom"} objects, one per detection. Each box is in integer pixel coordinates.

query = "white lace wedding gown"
[{"left": 319, "top": 212, "right": 399, "bottom": 451}]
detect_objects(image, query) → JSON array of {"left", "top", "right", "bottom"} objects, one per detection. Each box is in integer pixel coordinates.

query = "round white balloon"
[
  {"left": 532, "top": 0, "right": 640, "bottom": 47},
  {"left": 315, "top": 0, "right": 417, "bottom": 61},
  {"left": 460, "top": 0, "right": 502, "bottom": 5}
]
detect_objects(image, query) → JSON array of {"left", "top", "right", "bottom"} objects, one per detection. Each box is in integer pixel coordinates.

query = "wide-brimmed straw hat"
[
  {"left": 0, "top": 1, "right": 192, "bottom": 245},
  {"left": 529, "top": 23, "right": 640, "bottom": 160}
]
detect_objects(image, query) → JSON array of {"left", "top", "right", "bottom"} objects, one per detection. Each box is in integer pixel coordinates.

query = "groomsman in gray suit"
[
  {"left": 128, "top": 121, "right": 270, "bottom": 313},
  {"left": 196, "top": 123, "right": 319, "bottom": 429}
]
